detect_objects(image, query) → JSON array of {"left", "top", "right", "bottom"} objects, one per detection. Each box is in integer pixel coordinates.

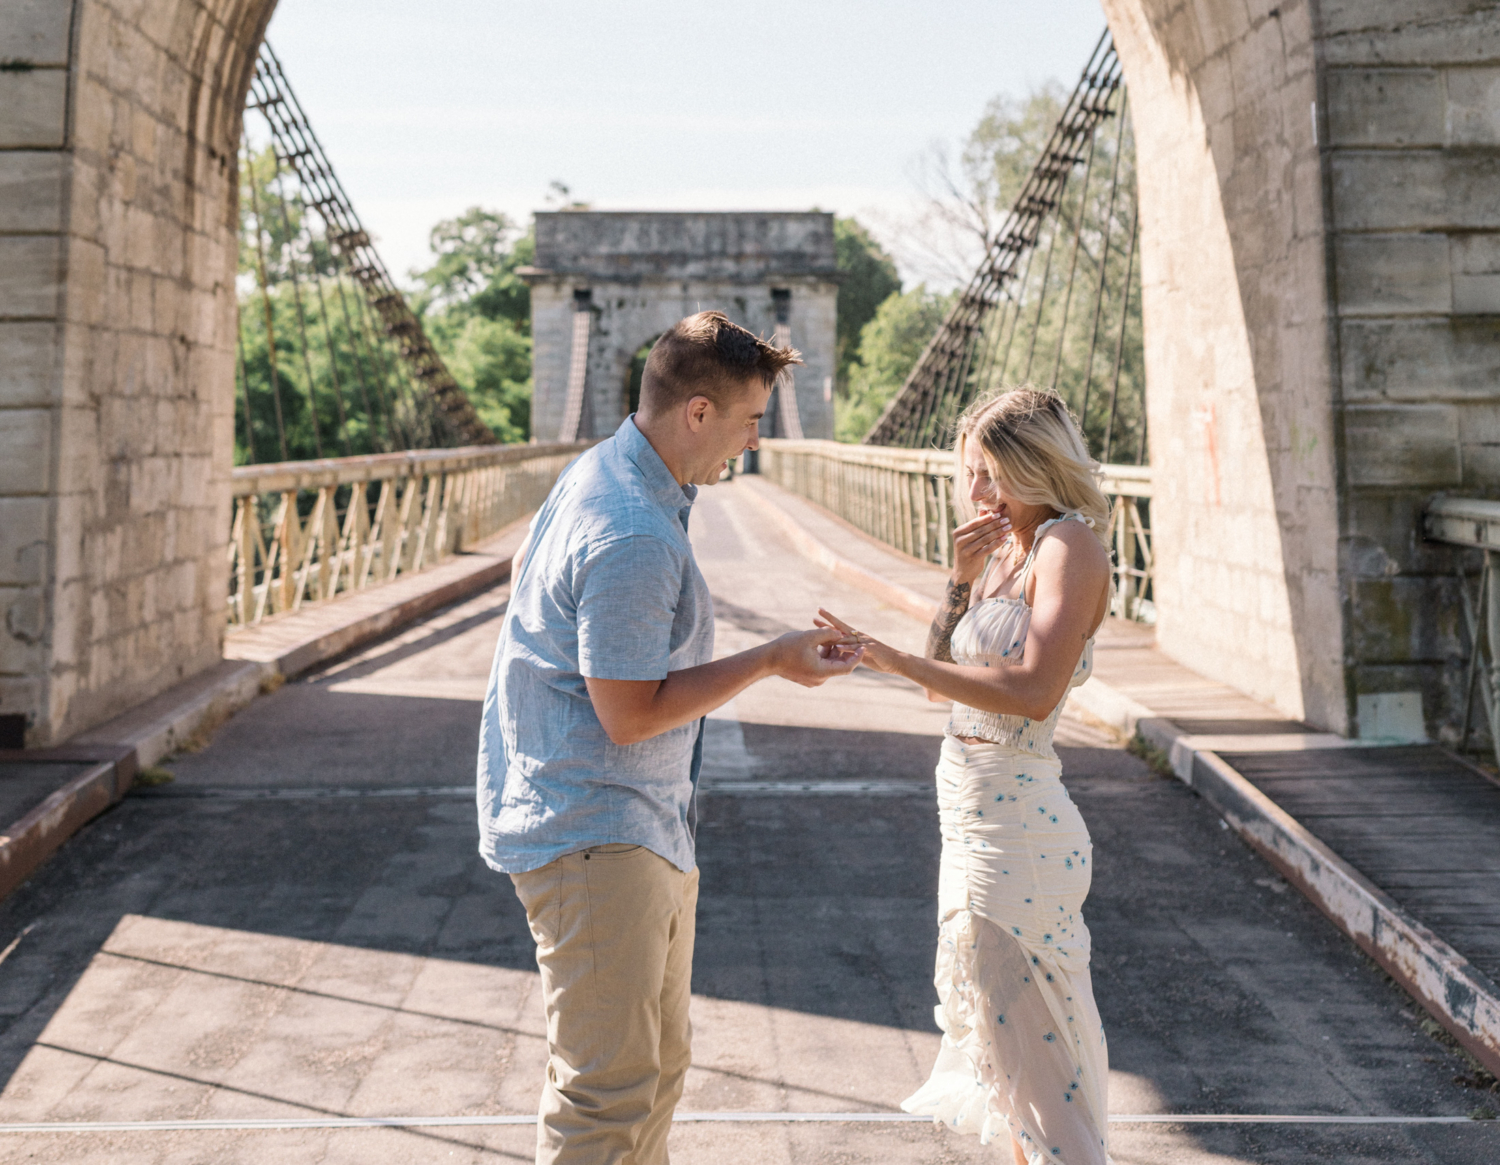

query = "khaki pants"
[{"left": 511, "top": 844, "right": 698, "bottom": 1165}]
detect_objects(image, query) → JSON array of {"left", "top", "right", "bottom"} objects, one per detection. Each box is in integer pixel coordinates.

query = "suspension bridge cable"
[
  {"left": 331, "top": 274, "right": 391, "bottom": 449},
  {"left": 248, "top": 43, "right": 494, "bottom": 448},
  {"left": 1019, "top": 192, "right": 1065, "bottom": 384},
  {"left": 236, "top": 324, "right": 257, "bottom": 465},
  {"left": 310, "top": 270, "right": 355, "bottom": 456},
  {"left": 1079, "top": 90, "right": 1130, "bottom": 432},
  {"left": 1103, "top": 204, "right": 1140, "bottom": 464},
  {"left": 864, "top": 31, "right": 1133, "bottom": 455},
  {"left": 269, "top": 165, "right": 326, "bottom": 458},
  {"left": 245, "top": 154, "right": 290, "bottom": 462},
  {"left": 1047, "top": 121, "right": 1100, "bottom": 394}
]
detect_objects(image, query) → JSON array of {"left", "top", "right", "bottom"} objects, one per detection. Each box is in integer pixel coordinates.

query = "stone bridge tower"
[{"left": 522, "top": 211, "right": 839, "bottom": 442}]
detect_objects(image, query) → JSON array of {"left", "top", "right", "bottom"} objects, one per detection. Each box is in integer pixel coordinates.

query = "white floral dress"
[{"left": 902, "top": 514, "right": 1111, "bottom": 1165}]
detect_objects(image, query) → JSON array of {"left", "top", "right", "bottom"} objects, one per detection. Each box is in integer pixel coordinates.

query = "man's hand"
[
  {"left": 769, "top": 628, "right": 864, "bottom": 688},
  {"left": 584, "top": 627, "right": 862, "bottom": 746}
]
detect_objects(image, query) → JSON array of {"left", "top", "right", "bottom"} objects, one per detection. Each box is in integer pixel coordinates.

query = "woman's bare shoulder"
[{"left": 1038, "top": 518, "right": 1109, "bottom": 564}]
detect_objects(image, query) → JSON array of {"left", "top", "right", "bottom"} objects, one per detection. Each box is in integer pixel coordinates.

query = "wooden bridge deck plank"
[{"left": 1217, "top": 745, "right": 1500, "bottom": 976}]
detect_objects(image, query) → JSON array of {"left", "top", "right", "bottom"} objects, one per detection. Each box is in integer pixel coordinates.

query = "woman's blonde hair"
[{"left": 954, "top": 387, "right": 1110, "bottom": 546}]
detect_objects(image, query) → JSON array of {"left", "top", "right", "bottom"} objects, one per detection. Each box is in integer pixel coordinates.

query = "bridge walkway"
[{"left": 0, "top": 483, "right": 1490, "bottom": 1162}]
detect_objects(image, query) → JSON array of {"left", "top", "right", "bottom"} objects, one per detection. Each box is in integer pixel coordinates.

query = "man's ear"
[{"left": 684, "top": 395, "right": 714, "bottom": 432}]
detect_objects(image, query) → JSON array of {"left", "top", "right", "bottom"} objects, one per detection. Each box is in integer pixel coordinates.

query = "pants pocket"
[{"left": 583, "top": 843, "right": 646, "bottom": 861}]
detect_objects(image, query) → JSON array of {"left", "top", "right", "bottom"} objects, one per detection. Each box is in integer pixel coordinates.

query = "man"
[{"left": 478, "top": 311, "right": 862, "bottom": 1164}]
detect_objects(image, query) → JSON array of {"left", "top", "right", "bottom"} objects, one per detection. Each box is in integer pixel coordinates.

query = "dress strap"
[{"left": 1017, "top": 512, "right": 1086, "bottom": 595}]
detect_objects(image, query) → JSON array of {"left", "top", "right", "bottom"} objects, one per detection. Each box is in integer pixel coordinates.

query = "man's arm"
[{"left": 586, "top": 630, "right": 857, "bottom": 746}]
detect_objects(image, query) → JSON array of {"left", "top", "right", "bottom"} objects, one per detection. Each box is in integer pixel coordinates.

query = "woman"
[{"left": 820, "top": 388, "right": 1113, "bottom": 1165}]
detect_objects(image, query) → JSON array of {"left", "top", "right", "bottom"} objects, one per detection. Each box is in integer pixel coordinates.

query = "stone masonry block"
[
  {"left": 1341, "top": 317, "right": 1500, "bottom": 400},
  {"left": 1344, "top": 403, "right": 1461, "bottom": 487},
  {"left": 1333, "top": 153, "right": 1500, "bottom": 232},
  {"left": 1447, "top": 66, "right": 1500, "bottom": 146},
  {"left": 0, "top": 152, "right": 65, "bottom": 233},
  {"left": 0, "top": 69, "right": 67, "bottom": 149},
  {"left": 1320, "top": 0, "right": 1493, "bottom": 36},
  {"left": 1323, "top": 4, "right": 1500, "bottom": 67},
  {"left": 0, "top": 497, "right": 47, "bottom": 586},
  {"left": 1348, "top": 575, "right": 1463, "bottom": 667},
  {"left": 0, "top": 409, "right": 52, "bottom": 495},
  {"left": 0, "top": 1, "right": 72, "bottom": 64},
  {"left": 0, "top": 321, "right": 60, "bottom": 407},
  {"left": 1327, "top": 69, "right": 1444, "bottom": 147},
  {"left": 1451, "top": 234, "right": 1500, "bottom": 314},
  {"left": 1334, "top": 234, "right": 1452, "bottom": 315},
  {"left": 0, "top": 591, "right": 43, "bottom": 676},
  {"left": 0, "top": 236, "right": 61, "bottom": 318}
]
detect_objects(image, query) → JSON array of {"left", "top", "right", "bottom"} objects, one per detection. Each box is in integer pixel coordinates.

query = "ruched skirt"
[{"left": 902, "top": 736, "right": 1110, "bottom": 1165}]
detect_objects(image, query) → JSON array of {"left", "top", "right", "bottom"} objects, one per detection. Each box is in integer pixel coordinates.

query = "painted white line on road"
[
  {"left": 700, "top": 781, "right": 932, "bottom": 796},
  {"left": 136, "top": 781, "right": 934, "bottom": 801},
  {"left": 0, "top": 1112, "right": 1485, "bottom": 1133}
]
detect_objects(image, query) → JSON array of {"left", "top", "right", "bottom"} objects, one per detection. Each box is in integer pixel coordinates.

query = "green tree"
[
  {"left": 836, "top": 286, "right": 954, "bottom": 442},
  {"left": 410, "top": 206, "right": 535, "bottom": 441},
  {"left": 236, "top": 145, "right": 413, "bottom": 463},
  {"left": 833, "top": 218, "right": 901, "bottom": 393}
]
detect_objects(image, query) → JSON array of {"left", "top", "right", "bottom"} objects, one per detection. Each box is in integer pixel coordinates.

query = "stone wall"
[
  {"left": 1322, "top": 1, "right": 1500, "bottom": 744},
  {"left": 525, "top": 212, "right": 839, "bottom": 441},
  {"left": 0, "top": 0, "right": 274, "bottom": 747},
  {"left": 1103, "top": 0, "right": 1500, "bottom": 740}
]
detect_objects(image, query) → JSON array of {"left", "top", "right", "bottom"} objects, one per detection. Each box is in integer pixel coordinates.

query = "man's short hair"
[{"left": 640, "top": 311, "right": 801, "bottom": 414}]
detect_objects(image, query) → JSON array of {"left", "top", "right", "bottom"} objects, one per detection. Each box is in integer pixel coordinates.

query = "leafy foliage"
[
  {"left": 411, "top": 207, "right": 535, "bottom": 443},
  {"left": 833, "top": 218, "right": 901, "bottom": 394},
  {"left": 835, "top": 285, "right": 954, "bottom": 442},
  {"left": 236, "top": 146, "right": 415, "bottom": 463}
]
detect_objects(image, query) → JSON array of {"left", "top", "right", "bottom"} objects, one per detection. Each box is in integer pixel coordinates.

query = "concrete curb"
[
  {"left": 744, "top": 473, "right": 1500, "bottom": 1078},
  {"left": 1, "top": 523, "right": 525, "bottom": 902},
  {"left": 74, "top": 660, "right": 275, "bottom": 772},
  {"left": 0, "top": 746, "right": 136, "bottom": 901}
]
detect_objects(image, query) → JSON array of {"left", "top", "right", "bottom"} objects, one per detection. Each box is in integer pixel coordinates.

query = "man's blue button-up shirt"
[{"left": 477, "top": 416, "right": 715, "bottom": 874}]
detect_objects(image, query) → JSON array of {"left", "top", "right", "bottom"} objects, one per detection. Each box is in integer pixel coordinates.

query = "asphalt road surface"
[{"left": 0, "top": 478, "right": 1492, "bottom": 1164}]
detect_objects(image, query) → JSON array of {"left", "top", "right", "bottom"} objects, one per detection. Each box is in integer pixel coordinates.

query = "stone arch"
[{"left": 0, "top": 0, "right": 278, "bottom": 745}]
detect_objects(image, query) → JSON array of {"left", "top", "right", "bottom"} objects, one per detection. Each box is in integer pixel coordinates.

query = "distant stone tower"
[{"left": 521, "top": 212, "right": 839, "bottom": 441}]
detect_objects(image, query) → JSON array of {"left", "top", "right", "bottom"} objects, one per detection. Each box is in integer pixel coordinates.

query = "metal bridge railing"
[
  {"left": 228, "top": 444, "right": 589, "bottom": 628},
  {"left": 1425, "top": 496, "right": 1500, "bottom": 766},
  {"left": 754, "top": 439, "right": 1153, "bottom": 623}
]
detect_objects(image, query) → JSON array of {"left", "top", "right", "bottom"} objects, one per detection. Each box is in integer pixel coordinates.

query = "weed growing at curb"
[
  {"left": 134, "top": 766, "right": 175, "bottom": 788},
  {"left": 1126, "top": 733, "right": 1174, "bottom": 779}
]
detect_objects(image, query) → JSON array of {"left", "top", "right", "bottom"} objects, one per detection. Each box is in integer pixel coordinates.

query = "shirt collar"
[{"left": 616, "top": 415, "right": 698, "bottom": 513}]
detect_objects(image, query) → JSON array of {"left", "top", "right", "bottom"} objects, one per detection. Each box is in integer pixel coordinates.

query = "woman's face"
[
  {"left": 963, "top": 438, "right": 1052, "bottom": 531},
  {"left": 964, "top": 438, "right": 1009, "bottom": 515}
]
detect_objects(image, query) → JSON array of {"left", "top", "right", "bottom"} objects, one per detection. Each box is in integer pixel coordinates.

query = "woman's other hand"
[{"left": 951, "top": 512, "right": 1011, "bottom": 585}]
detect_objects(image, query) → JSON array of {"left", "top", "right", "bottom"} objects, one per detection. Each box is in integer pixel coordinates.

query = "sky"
[{"left": 261, "top": 0, "right": 1108, "bottom": 287}]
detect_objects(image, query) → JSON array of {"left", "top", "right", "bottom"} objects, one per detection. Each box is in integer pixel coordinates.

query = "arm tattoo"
[{"left": 925, "top": 579, "right": 972, "bottom": 663}]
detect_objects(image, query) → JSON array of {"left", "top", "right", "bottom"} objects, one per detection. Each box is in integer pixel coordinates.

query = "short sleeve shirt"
[{"left": 476, "top": 417, "right": 715, "bottom": 874}]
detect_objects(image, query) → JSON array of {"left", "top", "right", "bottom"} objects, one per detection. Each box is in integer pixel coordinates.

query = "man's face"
[{"left": 691, "top": 377, "right": 772, "bottom": 484}]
